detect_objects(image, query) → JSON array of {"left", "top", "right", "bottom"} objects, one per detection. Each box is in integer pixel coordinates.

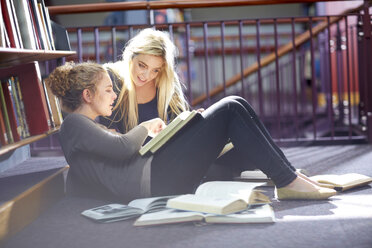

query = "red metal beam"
[{"left": 48, "top": 0, "right": 355, "bottom": 15}]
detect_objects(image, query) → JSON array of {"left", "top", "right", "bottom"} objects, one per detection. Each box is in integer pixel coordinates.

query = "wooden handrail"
[
  {"left": 191, "top": 3, "right": 365, "bottom": 106},
  {"left": 48, "top": 0, "right": 352, "bottom": 15}
]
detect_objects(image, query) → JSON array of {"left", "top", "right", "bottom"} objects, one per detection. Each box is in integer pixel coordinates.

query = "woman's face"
[
  {"left": 91, "top": 72, "right": 117, "bottom": 117},
  {"left": 131, "top": 54, "right": 164, "bottom": 88}
]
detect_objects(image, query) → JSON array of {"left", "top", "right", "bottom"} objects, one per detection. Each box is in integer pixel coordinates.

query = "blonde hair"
[
  {"left": 46, "top": 61, "right": 106, "bottom": 112},
  {"left": 105, "top": 28, "right": 189, "bottom": 132}
]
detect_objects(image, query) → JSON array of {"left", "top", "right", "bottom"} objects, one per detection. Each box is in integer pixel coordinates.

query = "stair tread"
[
  {"left": 0, "top": 156, "right": 67, "bottom": 178},
  {"left": 0, "top": 168, "right": 64, "bottom": 206},
  {"left": 0, "top": 159, "right": 69, "bottom": 243},
  {"left": 0, "top": 156, "right": 68, "bottom": 205}
]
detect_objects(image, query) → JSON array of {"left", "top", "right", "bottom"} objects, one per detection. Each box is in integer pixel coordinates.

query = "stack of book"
[
  {"left": 0, "top": 76, "right": 29, "bottom": 145},
  {"left": 0, "top": 62, "right": 63, "bottom": 147},
  {"left": 1, "top": 0, "right": 55, "bottom": 50},
  {"left": 81, "top": 181, "right": 276, "bottom": 226}
]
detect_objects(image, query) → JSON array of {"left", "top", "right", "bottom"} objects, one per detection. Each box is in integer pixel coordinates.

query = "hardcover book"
[
  {"left": 309, "top": 173, "right": 372, "bottom": 191},
  {"left": 1, "top": 79, "right": 20, "bottom": 141},
  {"left": 139, "top": 110, "right": 200, "bottom": 156},
  {"left": 13, "top": 0, "right": 37, "bottom": 49},
  {"left": 0, "top": 82, "right": 13, "bottom": 143},
  {"left": 1, "top": 0, "right": 19, "bottom": 48}
]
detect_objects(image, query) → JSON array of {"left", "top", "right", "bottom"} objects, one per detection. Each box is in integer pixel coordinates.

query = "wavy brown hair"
[{"left": 46, "top": 61, "right": 106, "bottom": 112}]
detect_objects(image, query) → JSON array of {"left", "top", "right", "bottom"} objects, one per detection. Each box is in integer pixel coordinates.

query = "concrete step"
[{"left": 0, "top": 164, "right": 69, "bottom": 244}]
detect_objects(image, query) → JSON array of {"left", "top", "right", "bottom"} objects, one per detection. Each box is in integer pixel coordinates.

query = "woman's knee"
[
  {"left": 223, "top": 96, "right": 256, "bottom": 114},
  {"left": 218, "top": 97, "right": 248, "bottom": 115},
  {"left": 224, "top": 95, "right": 245, "bottom": 103},
  {"left": 203, "top": 97, "right": 243, "bottom": 119}
]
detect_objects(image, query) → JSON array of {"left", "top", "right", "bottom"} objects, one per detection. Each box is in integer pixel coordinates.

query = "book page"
[
  {"left": 205, "top": 204, "right": 275, "bottom": 223},
  {"left": 195, "top": 181, "right": 264, "bottom": 203},
  {"left": 166, "top": 194, "right": 247, "bottom": 215},
  {"left": 139, "top": 110, "right": 197, "bottom": 155},
  {"left": 128, "top": 195, "right": 176, "bottom": 212},
  {"left": 134, "top": 209, "right": 204, "bottom": 226}
]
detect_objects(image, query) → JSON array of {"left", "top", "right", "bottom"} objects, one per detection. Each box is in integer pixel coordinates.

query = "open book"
[
  {"left": 134, "top": 204, "right": 275, "bottom": 226},
  {"left": 139, "top": 110, "right": 200, "bottom": 156},
  {"left": 81, "top": 195, "right": 175, "bottom": 223},
  {"left": 309, "top": 173, "right": 372, "bottom": 191},
  {"left": 166, "top": 181, "right": 270, "bottom": 215}
]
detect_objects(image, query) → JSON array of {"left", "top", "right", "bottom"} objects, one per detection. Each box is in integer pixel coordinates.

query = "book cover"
[
  {"left": 0, "top": 62, "right": 51, "bottom": 135},
  {"left": 27, "top": 0, "right": 42, "bottom": 49},
  {"left": 30, "top": 0, "right": 51, "bottom": 50},
  {"left": 51, "top": 21, "right": 71, "bottom": 51},
  {"left": 13, "top": 76, "right": 30, "bottom": 137},
  {"left": 0, "top": 82, "right": 14, "bottom": 143},
  {"left": 166, "top": 181, "right": 269, "bottom": 215},
  {"left": 1, "top": 0, "right": 18, "bottom": 48},
  {"left": 1, "top": 79, "right": 20, "bottom": 141},
  {"left": 0, "top": 102, "right": 8, "bottom": 145},
  {"left": 42, "top": 78, "right": 63, "bottom": 127},
  {"left": 9, "top": 77, "right": 28, "bottom": 138},
  {"left": 134, "top": 204, "right": 275, "bottom": 226},
  {"left": 37, "top": 0, "right": 54, "bottom": 50},
  {"left": 12, "top": 0, "right": 37, "bottom": 49},
  {"left": 36, "top": 2, "right": 50, "bottom": 50},
  {"left": 2, "top": 17, "right": 11, "bottom": 48},
  {"left": 139, "top": 110, "right": 200, "bottom": 156},
  {"left": 8, "top": 0, "right": 24, "bottom": 48},
  {"left": 0, "top": 3, "right": 5, "bottom": 47}
]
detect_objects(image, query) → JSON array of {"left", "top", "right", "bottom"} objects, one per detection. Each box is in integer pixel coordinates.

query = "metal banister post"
[{"left": 358, "top": 0, "right": 372, "bottom": 142}]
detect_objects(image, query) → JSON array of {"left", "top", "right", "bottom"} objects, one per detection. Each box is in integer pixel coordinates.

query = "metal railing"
[{"left": 46, "top": 0, "right": 372, "bottom": 146}]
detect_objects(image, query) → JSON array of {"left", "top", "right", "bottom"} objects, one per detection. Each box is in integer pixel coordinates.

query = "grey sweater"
[{"left": 59, "top": 113, "right": 152, "bottom": 201}]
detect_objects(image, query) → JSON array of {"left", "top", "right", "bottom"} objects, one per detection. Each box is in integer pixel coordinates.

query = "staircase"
[{"left": 0, "top": 157, "right": 69, "bottom": 244}]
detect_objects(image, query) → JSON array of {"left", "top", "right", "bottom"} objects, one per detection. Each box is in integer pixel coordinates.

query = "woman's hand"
[
  {"left": 196, "top": 108, "right": 205, "bottom": 113},
  {"left": 140, "top": 118, "right": 166, "bottom": 137}
]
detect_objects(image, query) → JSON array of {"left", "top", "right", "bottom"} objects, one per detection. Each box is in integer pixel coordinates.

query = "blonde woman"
[{"left": 101, "top": 28, "right": 189, "bottom": 133}]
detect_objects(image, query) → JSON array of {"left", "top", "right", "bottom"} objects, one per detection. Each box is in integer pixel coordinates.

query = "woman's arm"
[{"left": 61, "top": 113, "right": 148, "bottom": 161}]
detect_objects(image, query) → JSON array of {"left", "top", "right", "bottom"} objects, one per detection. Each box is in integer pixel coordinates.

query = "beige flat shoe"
[{"left": 276, "top": 187, "right": 337, "bottom": 200}]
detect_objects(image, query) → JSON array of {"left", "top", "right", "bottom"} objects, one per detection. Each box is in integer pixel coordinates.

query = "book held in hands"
[{"left": 139, "top": 110, "right": 200, "bottom": 156}]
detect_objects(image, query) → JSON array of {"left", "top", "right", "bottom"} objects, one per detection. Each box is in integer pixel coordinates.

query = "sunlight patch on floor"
[{"left": 278, "top": 194, "right": 372, "bottom": 222}]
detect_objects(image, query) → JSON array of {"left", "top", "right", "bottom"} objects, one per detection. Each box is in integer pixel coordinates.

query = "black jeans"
[{"left": 151, "top": 96, "right": 297, "bottom": 196}]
